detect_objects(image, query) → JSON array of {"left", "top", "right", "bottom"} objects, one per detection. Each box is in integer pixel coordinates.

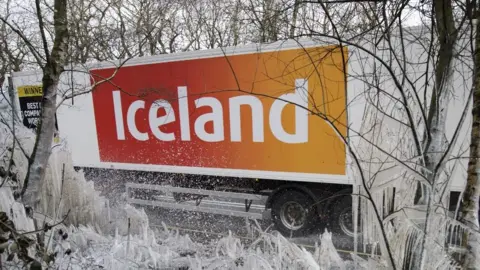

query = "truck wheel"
[
  {"left": 271, "top": 190, "right": 317, "bottom": 237},
  {"left": 330, "top": 195, "right": 362, "bottom": 238}
]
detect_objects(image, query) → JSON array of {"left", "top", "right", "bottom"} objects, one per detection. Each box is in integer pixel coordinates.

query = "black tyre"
[
  {"left": 271, "top": 190, "right": 318, "bottom": 237},
  {"left": 329, "top": 195, "right": 362, "bottom": 238}
]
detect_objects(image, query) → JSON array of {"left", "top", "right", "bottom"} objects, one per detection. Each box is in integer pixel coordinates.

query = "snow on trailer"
[{"left": 10, "top": 32, "right": 470, "bottom": 241}]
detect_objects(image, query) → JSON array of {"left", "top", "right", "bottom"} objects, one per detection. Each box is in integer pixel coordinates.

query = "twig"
[{"left": 17, "top": 209, "right": 71, "bottom": 237}]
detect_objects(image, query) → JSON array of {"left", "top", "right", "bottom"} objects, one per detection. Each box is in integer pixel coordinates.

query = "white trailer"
[{"left": 9, "top": 31, "right": 470, "bottom": 238}]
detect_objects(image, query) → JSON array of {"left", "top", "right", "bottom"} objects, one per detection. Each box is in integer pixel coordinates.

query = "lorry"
[{"left": 8, "top": 31, "right": 471, "bottom": 240}]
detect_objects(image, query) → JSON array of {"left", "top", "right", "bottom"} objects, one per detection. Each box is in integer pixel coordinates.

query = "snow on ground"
[{"left": 0, "top": 94, "right": 383, "bottom": 269}]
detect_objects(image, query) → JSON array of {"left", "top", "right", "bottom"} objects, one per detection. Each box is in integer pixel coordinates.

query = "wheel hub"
[
  {"left": 279, "top": 201, "right": 307, "bottom": 230},
  {"left": 339, "top": 207, "right": 361, "bottom": 237}
]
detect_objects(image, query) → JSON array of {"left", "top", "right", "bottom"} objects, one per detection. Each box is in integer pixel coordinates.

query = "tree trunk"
[
  {"left": 412, "top": 0, "right": 458, "bottom": 268},
  {"left": 289, "top": 0, "right": 299, "bottom": 39},
  {"left": 231, "top": 0, "right": 241, "bottom": 46},
  {"left": 21, "top": 0, "right": 69, "bottom": 208},
  {"left": 7, "top": 74, "right": 19, "bottom": 121},
  {"left": 459, "top": 14, "right": 480, "bottom": 269}
]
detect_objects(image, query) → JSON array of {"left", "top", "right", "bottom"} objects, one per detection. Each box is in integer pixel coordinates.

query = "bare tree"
[
  {"left": 215, "top": 0, "right": 477, "bottom": 268},
  {"left": 298, "top": 0, "right": 478, "bottom": 268},
  {"left": 0, "top": 0, "right": 126, "bottom": 207},
  {"left": 0, "top": 0, "right": 31, "bottom": 75},
  {"left": 16, "top": 0, "right": 69, "bottom": 210},
  {"left": 459, "top": 2, "right": 480, "bottom": 268}
]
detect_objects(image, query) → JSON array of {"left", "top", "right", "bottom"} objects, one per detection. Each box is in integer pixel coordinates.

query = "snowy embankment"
[{"left": 0, "top": 100, "right": 379, "bottom": 269}]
